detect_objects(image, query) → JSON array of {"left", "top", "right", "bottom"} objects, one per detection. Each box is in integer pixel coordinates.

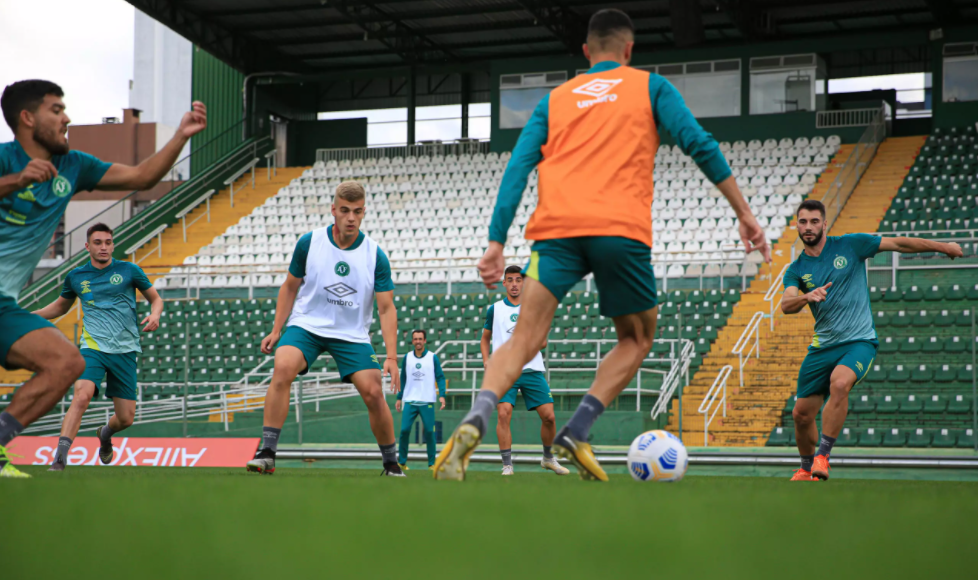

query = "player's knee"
[
  {"left": 360, "top": 385, "right": 385, "bottom": 410},
  {"left": 792, "top": 406, "right": 814, "bottom": 425},
  {"left": 830, "top": 378, "right": 853, "bottom": 398},
  {"left": 48, "top": 350, "right": 85, "bottom": 394},
  {"left": 72, "top": 388, "right": 94, "bottom": 407},
  {"left": 497, "top": 406, "right": 512, "bottom": 423},
  {"left": 118, "top": 414, "right": 134, "bottom": 428},
  {"left": 539, "top": 409, "right": 555, "bottom": 425}
]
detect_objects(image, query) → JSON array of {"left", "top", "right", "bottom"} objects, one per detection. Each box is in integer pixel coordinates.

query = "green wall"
[
  {"left": 191, "top": 46, "right": 244, "bottom": 174},
  {"left": 288, "top": 119, "right": 368, "bottom": 166}
]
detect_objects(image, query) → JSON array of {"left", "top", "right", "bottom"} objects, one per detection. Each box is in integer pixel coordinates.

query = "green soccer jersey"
[
  {"left": 0, "top": 140, "right": 112, "bottom": 300},
  {"left": 61, "top": 259, "right": 153, "bottom": 353},
  {"left": 783, "top": 234, "right": 882, "bottom": 350}
]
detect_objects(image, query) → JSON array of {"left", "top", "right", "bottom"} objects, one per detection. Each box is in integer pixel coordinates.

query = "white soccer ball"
[{"left": 627, "top": 430, "right": 688, "bottom": 482}]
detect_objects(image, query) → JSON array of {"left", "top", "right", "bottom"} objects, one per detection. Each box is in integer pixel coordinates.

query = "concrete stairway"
[
  {"left": 0, "top": 167, "right": 306, "bottom": 389},
  {"left": 668, "top": 137, "right": 925, "bottom": 446}
]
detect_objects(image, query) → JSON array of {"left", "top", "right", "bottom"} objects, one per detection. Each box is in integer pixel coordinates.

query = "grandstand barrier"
[
  {"left": 264, "top": 148, "right": 278, "bottom": 179},
  {"left": 224, "top": 156, "right": 260, "bottom": 207},
  {"left": 699, "top": 365, "right": 733, "bottom": 447},
  {"left": 18, "top": 134, "right": 274, "bottom": 311},
  {"left": 816, "top": 105, "right": 891, "bottom": 129},
  {"left": 176, "top": 189, "right": 217, "bottom": 243},
  {"left": 732, "top": 311, "right": 765, "bottom": 388},
  {"left": 125, "top": 223, "right": 168, "bottom": 264},
  {"left": 316, "top": 139, "right": 491, "bottom": 163}
]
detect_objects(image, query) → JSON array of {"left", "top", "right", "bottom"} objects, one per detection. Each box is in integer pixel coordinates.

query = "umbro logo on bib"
[
  {"left": 324, "top": 282, "right": 357, "bottom": 307},
  {"left": 412, "top": 371, "right": 425, "bottom": 379}
]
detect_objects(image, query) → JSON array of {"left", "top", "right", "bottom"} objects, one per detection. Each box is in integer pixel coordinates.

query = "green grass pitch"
[{"left": 5, "top": 466, "right": 976, "bottom": 579}]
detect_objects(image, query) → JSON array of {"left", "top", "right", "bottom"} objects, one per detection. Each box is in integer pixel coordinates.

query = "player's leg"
[
  {"left": 813, "top": 342, "right": 874, "bottom": 481},
  {"left": 790, "top": 349, "right": 833, "bottom": 481},
  {"left": 398, "top": 403, "right": 419, "bottom": 468},
  {"left": 95, "top": 353, "right": 138, "bottom": 465},
  {"left": 247, "top": 327, "right": 315, "bottom": 474},
  {"left": 553, "top": 237, "right": 658, "bottom": 481},
  {"left": 49, "top": 380, "right": 98, "bottom": 471},
  {"left": 496, "top": 401, "right": 515, "bottom": 474},
  {"left": 533, "top": 401, "right": 569, "bottom": 475},
  {"left": 1, "top": 320, "right": 85, "bottom": 478},
  {"left": 418, "top": 403, "right": 437, "bottom": 468},
  {"left": 435, "top": 241, "right": 581, "bottom": 480}
]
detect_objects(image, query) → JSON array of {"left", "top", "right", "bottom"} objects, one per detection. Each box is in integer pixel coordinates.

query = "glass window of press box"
[
  {"left": 498, "top": 71, "right": 568, "bottom": 130},
  {"left": 942, "top": 42, "right": 978, "bottom": 103},
  {"left": 749, "top": 54, "right": 826, "bottom": 115}
]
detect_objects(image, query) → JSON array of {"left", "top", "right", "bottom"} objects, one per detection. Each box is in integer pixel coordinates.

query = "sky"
[{"left": 0, "top": 0, "right": 134, "bottom": 143}]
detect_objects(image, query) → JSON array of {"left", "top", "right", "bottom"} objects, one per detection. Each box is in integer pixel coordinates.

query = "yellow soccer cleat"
[
  {"left": 553, "top": 431, "right": 608, "bottom": 482},
  {"left": 398, "top": 463, "right": 410, "bottom": 471},
  {"left": 432, "top": 423, "right": 481, "bottom": 481},
  {"left": 0, "top": 445, "right": 30, "bottom": 479}
]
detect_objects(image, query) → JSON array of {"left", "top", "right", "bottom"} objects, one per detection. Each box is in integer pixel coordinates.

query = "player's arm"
[
  {"left": 31, "top": 296, "right": 74, "bottom": 320},
  {"left": 433, "top": 354, "right": 447, "bottom": 410},
  {"left": 395, "top": 353, "right": 408, "bottom": 411},
  {"left": 781, "top": 283, "right": 832, "bottom": 314},
  {"left": 376, "top": 290, "right": 399, "bottom": 392},
  {"left": 650, "top": 78, "right": 769, "bottom": 262},
  {"left": 480, "top": 96, "right": 549, "bottom": 287},
  {"left": 480, "top": 329, "right": 492, "bottom": 368},
  {"left": 878, "top": 236, "right": 963, "bottom": 258},
  {"left": 94, "top": 102, "right": 207, "bottom": 191},
  {"left": 138, "top": 286, "right": 164, "bottom": 332},
  {"left": 0, "top": 159, "right": 59, "bottom": 201},
  {"left": 260, "top": 273, "right": 302, "bottom": 354}
]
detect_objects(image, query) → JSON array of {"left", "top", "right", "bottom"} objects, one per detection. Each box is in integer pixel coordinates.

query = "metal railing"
[
  {"left": 816, "top": 106, "right": 890, "bottom": 128},
  {"left": 698, "top": 365, "right": 733, "bottom": 447},
  {"left": 176, "top": 189, "right": 216, "bottom": 243},
  {"left": 767, "top": 263, "right": 790, "bottom": 331},
  {"left": 732, "top": 311, "right": 765, "bottom": 388},
  {"left": 18, "top": 136, "right": 273, "bottom": 311},
  {"left": 316, "top": 139, "right": 491, "bottom": 163},
  {"left": 225, "top": 157, "right": 260, "bottom": 207}
]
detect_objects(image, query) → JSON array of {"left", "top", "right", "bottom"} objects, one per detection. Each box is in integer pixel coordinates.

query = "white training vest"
[
  {"left": 402, "top": 350, "right": 438, "bottom": 404},
  {"left": 288, "top": 227, "right": 378, "bottom": 343},
  {"left": 490, "top": 299, "right": 546, "bottom": 373}
]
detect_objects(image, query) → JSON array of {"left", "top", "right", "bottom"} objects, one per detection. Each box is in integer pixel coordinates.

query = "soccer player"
[
  {"left": 32, "top": 223, "right": 163, "bottom": 471},
  {"left": 395, "top": 329, "right": 446, "bottom": 470},
  {"left": 0, "top": 80, "right": 206, "bottom": 478},
  {"left": 481, "top": 266, "right": 568, "bottom": 476},
  {"left": 247, "top": 181, "right": 404, "bottom": 476},
  {"left": 782, "top": 199, "right": 962, "bottom": 481},
  {"left": 434, "top": 9, "right": 768, "bottom": 481}
]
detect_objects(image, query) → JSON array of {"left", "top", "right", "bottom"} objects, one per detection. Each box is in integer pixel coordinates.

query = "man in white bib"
[
  {"left": 395, "top": 329, "right": 446, "bottom": 470},
  {"left": 246, "top": 181, "right": 403, "bottom": 476},
  {"left": 481, "top": 266, "right": 568, "bottom": 476}
]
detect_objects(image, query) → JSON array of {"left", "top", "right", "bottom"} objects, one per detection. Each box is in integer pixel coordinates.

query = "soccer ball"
[{"left": 627, "top": 430, "right": 688, "bottom": 482}]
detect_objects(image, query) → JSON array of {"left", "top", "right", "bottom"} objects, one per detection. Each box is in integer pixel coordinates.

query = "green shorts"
[
  {"left": 79, "top": 350, "right": 139, "bottom": 401},
  {"left": 400, "top": 402, "right": 436, "bottom": 435},
  {"left": 279, "top": 325, "right": 381, "bottom": 382},
  {"left": 0, "top": 292, "right": 56, "bottom": 370},
  {"left": 525, "top": 236, "right": 657, "bottom": 318},
  {"left": 796, "top": 340, "right": 877, "bottom": 399},
  {"left": 499, "top": 370, "right": 554, "bottom": 411}
]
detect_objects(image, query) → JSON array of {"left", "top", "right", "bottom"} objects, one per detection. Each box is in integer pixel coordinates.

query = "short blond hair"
[{"left": 334, "top": 180, "right": 366, "bottom": 203}]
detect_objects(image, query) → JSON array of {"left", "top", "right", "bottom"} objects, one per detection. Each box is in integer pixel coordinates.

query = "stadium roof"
[{"left": 129, "top": 0, "right": 978, "bottom": 74}]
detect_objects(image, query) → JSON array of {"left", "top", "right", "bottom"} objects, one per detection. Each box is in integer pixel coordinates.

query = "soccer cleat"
[
  {"left": 246, "top": 449, "right": 276, "bottom": 475},
  {"left": 553, "top": 429, "right": 608, "bottom": 482},
  {"left": 790, "top": 468, "right": 814, "bottom": 481},
  {"left": 541, "top": 456, "right": 570, "bottom": 475},
  {"left": 48, "top": 461, "right": 66, "bottom": 473},
  {"left": 432, "top": 423, "right": 481, "bottom": 481},
  {"left": 428, "top": 465, "right": 435, "bottom": 471},
  {"left": 398, "top": 463, "right": 410, "bottom": 471},
  {"left": 501, "top": 465, "right": 514, "bottom": 476},
  {"left": 95, "top": 426, "right": 114, "bottom": 465},
  {"left": 812, "top": 455, "right": 831, "bottom": 480},
  {"left": 381, "top": 462, "right": 406, "bottom": 477},
  {"left": 0, "top": 445, "right": 30, "bottom": 479}
]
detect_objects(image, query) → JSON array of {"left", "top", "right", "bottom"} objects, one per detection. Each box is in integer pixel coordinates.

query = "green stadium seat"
[
  {"left": 865, "top": 364, "right": 886, "bottom": 384},
  {"left": 932, "top": 428, "right": 957, "bottom": 447},
  {"left": 955, "top": 309, "right": 974, "bottom": 328},
  {"left": 911, "top": 310, "right": 934, "bottom": 327},
  {"left": 877, "top": 395, "right": 899, "bottom": 414},
  {"left": 891, "top": 311, "right": 910, "bottom": 327},
  {"left": 934, "top": 364, "right": 956, "bottom": 382},
  {"left": 882, "top": 428, "right": 907, "bottom": 447},
  {"left": 694, "top": 338, "right": 711, "bottom": 354},
  {"left": 879, "top": 337, "right": 898, "bottom": 354},
  {"left": 956, "top": 429, "right": 975, "bottom": 448},
  {"left": 903, "top": 286, "right": 924, "bottom": 301},
  {"left": 767, "top": 427, "right": 790, "bottom": 446},
  {"left": 883, "top": 286, "right": 902, "bottom": 302},
  {"left": 873, "top": 311, "right": 889, "bottom": 327},
  {"left": 947, "top": 395, "right": 972, "bottom": 414},
  {"left": 921, "top": 336, "right": 942, "bottom": 355},
  {"left": 836, "top": 428, "right": 857, "bottom": 447},
  {"left": 705, "top": 290, "right": 723, "bottom": 304},
  {"left": 923, "top": 285, "right": 945, "bottom": 301},
  {"left": 910, "top": 365, "right": 932, "bottom": 383},
  {"left": 968, "top": 284, "right": 978, "bottom": 301},
  {"left": 898, "top": 337, "right": 921, "bottom": 354},
  {"left": 579, "top": 292, "right": 596, "bottom": 306},
  {"left": 907, "top": 428, "right": 932, "bottom": 447},
  {"left": 944, "top": 336, "right": 967, "bottom": 354},
  {"left": 889, "top": 365, "right": 910, "bottom": 382},
  {"left": 956, "top": 365, "right": 973, "bottom": 382},
  {"left": 869, "top": 287, "right": 884, "bottom": 302},
  {"left": 853, "top": 395, "right": 875, "bottom": 413},
  {"left": 935, "top": 310, "right": 955, "bottom": 327},
  {"left": 899, "top": 394, "right": 923, "bottom": 413},
  {"left": 857, "top": 428, "right": 883, "bottom": 446},
  {"left": 945, "top": 284, "right": 966, "bottom": 300}
]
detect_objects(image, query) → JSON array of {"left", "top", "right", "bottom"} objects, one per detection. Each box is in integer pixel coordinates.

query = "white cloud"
[{"left": 0, "top": 0, "right": 134, "bottom": 143}]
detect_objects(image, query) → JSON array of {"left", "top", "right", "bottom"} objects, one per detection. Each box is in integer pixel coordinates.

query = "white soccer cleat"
[
  {"left": 501, "top": 465, "right": 515, "bottom": 476},
  {"left": 541, "top": 456, "right": 570, "bottom": 475}
]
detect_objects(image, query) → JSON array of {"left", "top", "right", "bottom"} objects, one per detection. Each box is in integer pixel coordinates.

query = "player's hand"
[
  {"left": 738, "top": 213, "right": 771, "bottom": 263},
  {"left": 16, "top": 159, "right": 58, "bottom": 188},
  {"left": 178, "top": 101, "right": 207, "bottom": 139},
  {"left": 395, "top": 400, "right": 402, "bottom": 412},
  {"left": 477, "top": 242, "right": 506, "bottom": 289},
  {"left": 944, "top": 242, "right": 964, "bottom": 260},
  {"left": 261, "top": 330, "right": 281, "bottom": 354},
  {"left": 383, "top": 357, "right": 400, "bottom": 393},
  {"left": 806, "top": 282, "right": 832, "bottom": 303},
  {"left": 140, "top": 313, "right": 160, "bottom": 332},
  {"left": 439, "top": 396, "right": 446, "bottom": 411}
]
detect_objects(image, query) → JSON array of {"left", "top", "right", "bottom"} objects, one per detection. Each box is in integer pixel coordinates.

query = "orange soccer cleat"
[
  {"left": 790, "top": 468, "right": 815, "bottom": 481},
  {"left": 812, "top": 455, "right": 831, "bottom": 480}
]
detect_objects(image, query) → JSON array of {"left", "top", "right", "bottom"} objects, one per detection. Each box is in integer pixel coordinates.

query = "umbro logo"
[
  {"left": 412, "top": 371, "right": 425, "bottom": 379},
  {"left": 573, "top": 78, "right": 622, "bottom": 108},
  {"left": 324, "top": 283, "right": 356, "bottom": 298}
]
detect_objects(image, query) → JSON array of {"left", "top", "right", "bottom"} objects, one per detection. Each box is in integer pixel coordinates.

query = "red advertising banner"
[{"left": 7, "top": 436, "right": 260, "bottom": 468}]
